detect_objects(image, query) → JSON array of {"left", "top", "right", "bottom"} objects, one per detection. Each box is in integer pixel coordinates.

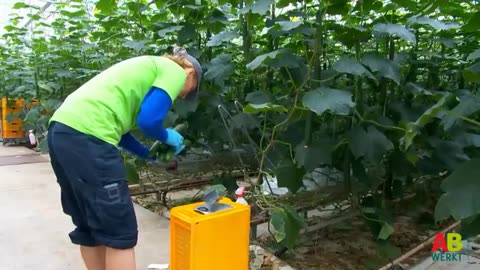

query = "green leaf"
[
  {"left": 230, "top": 113, "right": 261, "bottom": 131},
  {"left": 173, "top": 99, "right": 198, "bottom": 117},
  {"left": 245, "top": 91, "right": 272, "bottom": 104},
  {"left": 331, "top": 25, "right": 371, "bottom": 49},
  {"left": 60, "top": 9, "right": 87, "bottom": 18},
  {"left": 362, "top": 207, "right": 377, "bottom": 214},
  {"left": 361, "top": 53, "right": 401, "bottom": 85},
  {"left": 283, "top": 205, "right": 306, "bottom": 228},
  {"left": 435, "top": 159, "right": 480, "bottom": 221},
  {"left": 400, "top": 93, "right": 455, "bottom": 151},
  {"left": 405, "top": 82, "right": 434, "bottom": 96},
  {"left": 247, "top": 49, "right": 304, "bottom": 70},
  {"left": 270, "top": 210, "right": 287, "bottom": 242},
  {"left": 270, "top": 206, "right": 305, "bottom": 249},
  {"left": 177, "top": 23, "right": 197, "bottom": 44},
  {"left": 207, "top": 9, "right": 229, "bottom": 25},
  {"left": 467, "top": 49, "right": 480, "bottom": 61},
  {"left": 246, "top": 50, "right": 282, "bottom": 70},
  {"left": 243, "top": 103, "right": 287, "bottom": 114},
  {"left": 302, "top": 87, "right": 355, "bottom": 116},
  {"left": 353, "top": 0, "right": 383, "bottom": 12},
  {"left": 326, "top": 0, "right": 349, "bottom": 15},
  {"left": 125, "top": 160, "right": 140, "bottom": 184},
  {"left": 206, "top": 31, "right": 240, "bottom": 47},
  {"left": 41, "top": 99, "right": 62, "bottom": 113},
  {"left": 95, "top": 0, "right": 117, "bottom": 15},
  {"left": 12, "top": 2, "right": 29, "bottom": 9},
  {"left": 348, "top": 126, "right": 394, "bottom": 163},
  {"left": 267, "top": 52, "right": 304, "bottom": 69},
  {"left": 212, "top": 174, "right": 239, "bottom": 193},
  {"left": 407, "top": 16, "right": 459, "bottom": 31},
  {"left": 205, "top": 184, "right": 227, "bottom": 198},
  {"left": 416, "top": 93, "right": 455, "bottom": 126},
  {"left": 122, "top": 40, "right": 149, "bottom": 51},
  {"left": 373, "top": 23, "right": 416, "bottom": 44},
  {"left": 463, "top": 62, "right": 480, "bottom": 83},
  {"left": 434, "top": 195, "right": 452, "bottom": 222},
  {"left": 157, "top": 25, "right": 183, "bottom": 37},
  {"left": 204, "top": 53, "right": 234, "bottom": 87},
  {"left": 276, "top": 0, "right": 297, "bottom": 8},
  {"left": 429, "top": 139, "right": 470, "bottom": 170},
  {"left": 23, "top": 108, "right": 40, "bottom": 124},
  {"left": 463, "top": 11, "right": 480, "bottom": 32},
  {"left": 333, "top": 57, "right": 376, "bottom": 82},
  {"left": 459, "top": 215, "right": 480, "bottom": 239},
  {"left": 134, "top": 158, "right": 147, "bottom": 168},
  {"left": 377, "top": 241, "right": 402, "bottom": 260},
  {"left": 274, "top": 160, "right": 306, "bottom": 194},
  {"left": 240, "top": 0, "right": 273, "bottom": 15},
  {"left": 275, "top": 21, "right": 302, "bottom": 31},
  {"left": 352, "top": 158, "right": 369, "bottom": 183},
  {"left": 37, "top": 82, "right": 54, "bottom": 93},
  {"left": 294, "top": 140, "right": 332, "bottom": 172},
  {"left": 442, "top": 93, "right": 480, "bottom": 130},
  {"left": 392, "top": 0, "right": 417, "bottom": 10},
  {"left": 267, "top": 21, "right": 303, "bottom": 37},
  {"left": 378, "top": 222, "right": 394, "bottom": 240},
  {"left": 37, "top": 138, "right": 49, "bottom": 153},
  {"left": 282, "top": 205, "right": 306, "bottom": 248},
  {"left": 454, "top": 133, "right": 480, "bottom": 148}
]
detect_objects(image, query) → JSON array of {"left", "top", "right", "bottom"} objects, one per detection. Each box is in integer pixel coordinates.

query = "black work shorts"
[{"left": 47, "top": 121, "right": 138, "bottom": 249}]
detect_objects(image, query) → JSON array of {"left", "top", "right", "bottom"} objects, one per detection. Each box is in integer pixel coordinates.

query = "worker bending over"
[{"left": 47, "top": 47, "right": 202, "bottom": 270}]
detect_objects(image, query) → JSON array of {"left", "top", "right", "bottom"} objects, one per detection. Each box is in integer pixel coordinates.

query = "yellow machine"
[{"left": 170, "top": 193, "right": 251, "bottom": 270}]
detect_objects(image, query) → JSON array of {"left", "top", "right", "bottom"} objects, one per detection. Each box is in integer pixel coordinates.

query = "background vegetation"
[{"left": 1, "top": 0, "right": 479, "bottom": 265}]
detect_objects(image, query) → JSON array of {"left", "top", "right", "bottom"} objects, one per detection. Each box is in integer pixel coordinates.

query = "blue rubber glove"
[{"left": 165, "top": 128, "right": 185, "bottom": 155}]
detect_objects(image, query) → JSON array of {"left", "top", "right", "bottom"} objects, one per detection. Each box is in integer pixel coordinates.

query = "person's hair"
[
  {"left": 162, "top": 54, "right": 193, "bottom": 69},
  {"left": 162, "top": 46, "right": 192, "bottom": 69}
]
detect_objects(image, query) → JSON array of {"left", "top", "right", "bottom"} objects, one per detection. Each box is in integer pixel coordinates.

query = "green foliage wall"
[{"left": 1, "top": 0, "right": 480, "bottom": 246}]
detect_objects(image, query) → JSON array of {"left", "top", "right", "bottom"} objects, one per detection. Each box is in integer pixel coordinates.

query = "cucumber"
[
  {"left": 148, "top": 122, "right": 189, "bottom": 158},
  {"left": 164, "top": 150, "right": 174, "bottom": 161}
]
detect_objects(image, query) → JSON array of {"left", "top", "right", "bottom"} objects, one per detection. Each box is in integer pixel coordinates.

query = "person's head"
[{"left": 162, "top": 46, "right": 203, "bottom": 100}]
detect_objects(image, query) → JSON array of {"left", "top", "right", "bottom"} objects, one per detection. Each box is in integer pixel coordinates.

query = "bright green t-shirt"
[{"left": 49, "top": 55, "right": 187, "bottom": 146}]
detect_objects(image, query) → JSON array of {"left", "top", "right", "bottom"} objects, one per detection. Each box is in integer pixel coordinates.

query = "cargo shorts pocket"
[{"left": 94, "top": 180, "right": 138, "bottom": 236}]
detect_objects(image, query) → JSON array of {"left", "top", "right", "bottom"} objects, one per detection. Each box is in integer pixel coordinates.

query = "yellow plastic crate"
[
  {"left": 1, "top": 98, "right": 39, "bottom": 140},
  {"left": 1, "top": 98, "right": 26, "bottom": 139},
  {"left": 170, "top": 197, "right": 251, "bottom": 270}
]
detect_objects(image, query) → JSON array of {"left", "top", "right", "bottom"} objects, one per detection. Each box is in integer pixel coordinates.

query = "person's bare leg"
[
  {"left": 80, "top": 245, "right": 106, "bottom": 270},
  {"left": 105, "top": 247, "right": 136, "bottom": 270}
]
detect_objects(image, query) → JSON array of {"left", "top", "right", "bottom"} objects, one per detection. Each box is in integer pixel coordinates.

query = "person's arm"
[
  {"left": 118, "top": 86, "right": 172, "bottom": 159},
  {"left": 136, "top": 86, "right": 172, "bottom": 142},
  {"left": 137, "top": 86, "right": 186, "bottom": 155},
  {"left": 118, "top": 132, "right": 151, "bottom": 159}
]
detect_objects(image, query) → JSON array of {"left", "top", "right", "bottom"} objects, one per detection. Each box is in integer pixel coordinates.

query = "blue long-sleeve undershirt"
[{"left": 118, "top": 86, "right": 172, "bottom": 159}]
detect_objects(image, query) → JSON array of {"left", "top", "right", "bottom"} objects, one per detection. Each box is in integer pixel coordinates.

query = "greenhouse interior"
[{"left": 0, "top": 0, "right": 479, "bottom": 270}]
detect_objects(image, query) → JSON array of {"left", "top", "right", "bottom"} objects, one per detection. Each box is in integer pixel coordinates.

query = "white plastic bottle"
[
  {"left": 28, "top": 130, "right": 36, "bottom": 146},
  {"left": 235, "top": 186, "right": 248, "bottom": 205}
]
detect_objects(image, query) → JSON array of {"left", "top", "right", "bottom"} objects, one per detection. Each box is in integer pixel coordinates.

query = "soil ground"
[{"left": 257, "top": 188, "right": 455, "bottom": 270}]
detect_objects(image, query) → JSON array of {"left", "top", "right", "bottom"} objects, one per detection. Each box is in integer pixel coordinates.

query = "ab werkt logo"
[{"left": 431, "top": 232, "right": 463, "bottom": 262}]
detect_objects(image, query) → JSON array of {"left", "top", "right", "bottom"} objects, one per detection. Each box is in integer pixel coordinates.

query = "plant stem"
[
  {"left": 256, "top": 67, "right": 312, "bottom": 184},
  {"left": 239, "top": 0, "right": 253, "bottom": 96}
]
